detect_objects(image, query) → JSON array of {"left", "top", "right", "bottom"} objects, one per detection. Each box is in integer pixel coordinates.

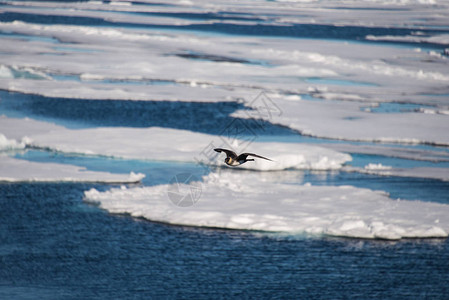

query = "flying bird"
[{"left": 214, "top": 148, "right": 272, "bottom": 166}]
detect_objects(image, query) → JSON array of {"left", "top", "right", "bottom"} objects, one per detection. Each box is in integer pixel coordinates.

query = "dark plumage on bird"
[{"left": 214, "top": 148, "right": 272, "bottom": 166}]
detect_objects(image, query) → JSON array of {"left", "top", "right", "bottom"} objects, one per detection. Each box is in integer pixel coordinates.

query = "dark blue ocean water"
[
  {"left": 1, "top": 2, "right": 449, "bottom": 299},
  {"left": 1, "top": 183, "right": 449, "bottom": 299}
]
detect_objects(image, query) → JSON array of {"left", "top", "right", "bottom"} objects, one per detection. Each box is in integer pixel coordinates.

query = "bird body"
[{"left": 214, "top": 148, "right": 272, "bottom": 167}]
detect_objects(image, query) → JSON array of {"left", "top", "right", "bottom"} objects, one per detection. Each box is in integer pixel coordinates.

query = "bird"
[{"left": 214, "top": 148, "right": 272, "bottom": 167}]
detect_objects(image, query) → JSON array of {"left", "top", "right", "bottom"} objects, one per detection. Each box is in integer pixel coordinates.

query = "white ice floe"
[
  {"left": 0, "top": 134, "right": 25, "bottom": 151},
  {"left": 1, "top": 0, "right": 448, "bottom": 179},
  {"left": 346, "top": 165, "right": 449, "bottom": 181},
  {"left": 84, "top": 170, "right": 449, "bottom": 240},
  {"left": 233, "top": 97, "right": 449, "bottom": 146},
  {"left": 3, "top": 116, "right": 449, "bottom": 181},
  {"left": 0, "top": 116, "right": 351, "bottom": 171},
  {"left": 0, "top": 115, "right": 62, "bottom": 140},
  {"left": 364, "top": 163, "right": 393, "bottom": 170},
  {"left": 20, "top": 124, "right": 350, "bottom": 171},
  {"left": 0, "top": 155, "right": 144, "bottom": 183},
  {"left": 322, "top": 143, "right": 449, "bottom": 163},
  {"left": 0, "top": 65, "right": 14, "bottom": 79},
  {"left": 366, "top": 34, "right": 449, "bottom": 45},
  {"left": 0, "top": 64, "right": 51, "bottom": 80}
]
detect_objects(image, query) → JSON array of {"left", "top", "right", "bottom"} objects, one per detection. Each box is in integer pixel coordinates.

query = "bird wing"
[
  {"left": 238, "top": 153, "right": 273, "bottom": 161},
  {"left": 214, "top": 148, "right": 237, "bottom": 159}
]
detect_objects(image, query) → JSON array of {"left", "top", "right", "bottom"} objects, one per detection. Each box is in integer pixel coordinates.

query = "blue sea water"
[
  {"left": 1, "top": 1, "right": 449, "bottom": 299},
  {"left": 1, "top": 183, "right": 449, "bottom": 299}
]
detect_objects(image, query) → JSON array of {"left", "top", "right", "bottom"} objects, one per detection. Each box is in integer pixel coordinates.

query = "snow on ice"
[{"left": 84, "top": 170, "right": 449, "bottom": 240}]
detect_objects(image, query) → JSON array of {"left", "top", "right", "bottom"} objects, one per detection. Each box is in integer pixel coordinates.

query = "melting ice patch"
[{"left": 84, "top": 171, "right": 449, "bottom": 240}]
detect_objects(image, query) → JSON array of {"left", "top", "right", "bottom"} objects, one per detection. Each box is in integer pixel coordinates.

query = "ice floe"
[
  {"left": 0, "top": 155, "right": 144, "bottom": 183},
  {"left": 233, "top": 97, "right": 449, "bottom": 146},
  {"left": 0, "top": 133, "right": 25, "bottom": 151},
  {"left": 366, "top": 34, "right": 449, "bottom": 46},
  {"left": 345, "top": 165, "right": 449, "bottom": 181},
  {"left": 323, "top": 143, "right": 449, "bottom": 163},
  {"left": 364, "top": 163, "right": 393, "bottom": 170},
  {"left": 2, "top": 116, "right": 448, "bottom": 181},
  {"left": 1, "top": 118, "right": 350, "bottom": 171},
  {"left": 84, "top": 170, "right": 449, "bottom": 240}
]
